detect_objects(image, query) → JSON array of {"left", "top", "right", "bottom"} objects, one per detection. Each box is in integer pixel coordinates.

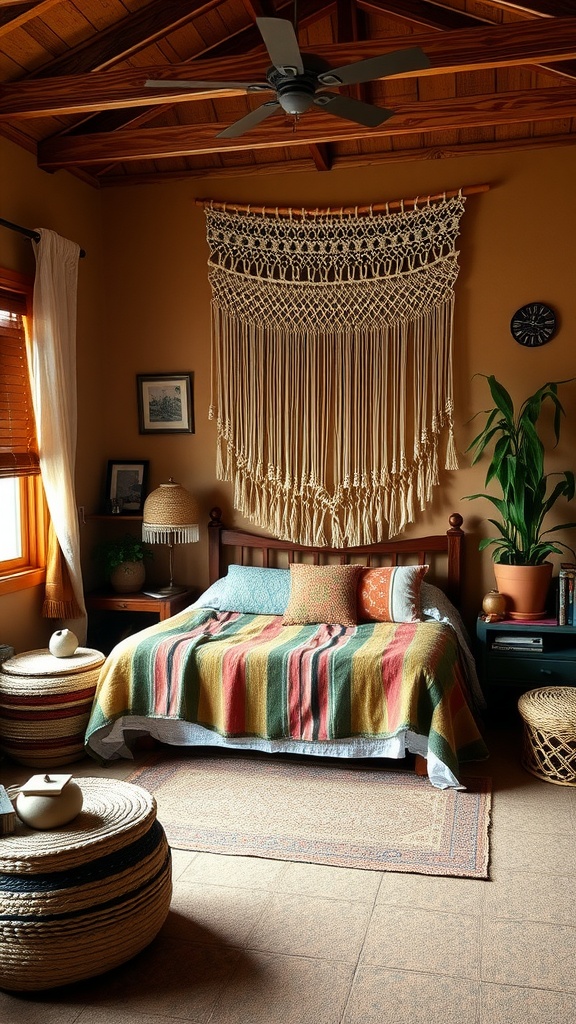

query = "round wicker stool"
[
  {"left": 0, "top": 778, "right": 172, "bottom": 991},
  {"left": 518, "top": 686, "right": 576, "bottom": 786},
  {"left": 0, "top": 647, "right": 105, "bottom": 767}
]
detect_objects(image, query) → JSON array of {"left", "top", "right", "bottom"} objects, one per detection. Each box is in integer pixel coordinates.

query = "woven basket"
[
  {"left": 0, "top": 778, "right": 172, "bottom": 991},
  {"left": 518, "top": 686, "right": 576, "bottom": 786},
  {"left": 0, "top": 648, "right": 104, "bottom": 767}
]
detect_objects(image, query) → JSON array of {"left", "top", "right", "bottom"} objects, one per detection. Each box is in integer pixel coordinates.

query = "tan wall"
[
  {"left": 1, "top": 137, "right": 105, "bottom": 652},
  {"left": 2, "top": 136, "right": 576, "bottom": 649},
  {"left": 98, "top": 144, "right": 576, "bottom": 627}
]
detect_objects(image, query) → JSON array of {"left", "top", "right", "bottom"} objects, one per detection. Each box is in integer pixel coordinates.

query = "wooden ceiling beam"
[
  {"left": 5, "top": 17, "right": 576, "bottom": 119},
  {"left": 239, "top": 0, "right": 278, "bottom": 17},
  {"left": 36, "top": 83, "right": 576, "bottom": 167},
  {"left": 337, "top": 0, "right": 357, "bottom": 40},
  {"left": 79, "top": 132, "right": 576, "bottom": 187},
  {"left": 30, "top": 0, "right": 225, "bottom": 78},
  {"left": 478, "top": 2, "right": 574, "bottom": 16},
  {"left": 0, "top": 0, "right": 59, "bottom": 36},
  {"left": 336, "top": 0, "right": 366, "bottom": 103},
  {"left": 29, "top": 0, "right": 333, "bottom": 79},
  {"left": 356, "top": 0, "right": 492, "bottom": 30},
  {"left": 357, "top": 0, "right": 576, "bottom": 80},
  {"left": 205, "top": 2, "right": 334, "bottom": 59},
  {"left": 309, "top": 142, "right": 333, "bottom": 171},
  {"left": 54, "top": 0, "right": 334, "bottom": 142}
]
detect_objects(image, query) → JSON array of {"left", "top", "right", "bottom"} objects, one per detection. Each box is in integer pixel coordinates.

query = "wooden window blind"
[{"left": 0, "top": 267, "right": 38, "bottom": 479}]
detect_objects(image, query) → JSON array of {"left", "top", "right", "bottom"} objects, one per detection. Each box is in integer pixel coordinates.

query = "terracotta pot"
[
  {"left": 109, "top": 560, "right": 146, "bottom": 594},
  {"left": 493, "top": 562, "right": 553, "bottom": 621}
]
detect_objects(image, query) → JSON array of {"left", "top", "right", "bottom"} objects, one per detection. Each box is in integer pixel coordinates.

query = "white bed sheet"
[{"left": 92, "top": 715, "right": 462, "bottom": 790}]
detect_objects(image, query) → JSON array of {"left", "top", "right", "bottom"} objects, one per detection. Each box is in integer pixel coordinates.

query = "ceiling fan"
[{"left": 144, "top": 16, "right": 430, "bottom": 139}]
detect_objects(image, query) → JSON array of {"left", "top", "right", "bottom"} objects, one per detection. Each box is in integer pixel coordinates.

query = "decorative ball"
[
  {"left": 482, "top": 589, "right": 507, "bottom": 619},
  {"left": 16, "top": 780, "right": 83, "bottom": 830},
  {"left": 49, "top": 629, "right": 79, "bottom": 658}
]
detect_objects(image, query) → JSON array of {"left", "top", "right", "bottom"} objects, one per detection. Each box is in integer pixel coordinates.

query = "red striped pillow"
[{"left": 358, "top": 565, "right": 429, "bottom": 623}]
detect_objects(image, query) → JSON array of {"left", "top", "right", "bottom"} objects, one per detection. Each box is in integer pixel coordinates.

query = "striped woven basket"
[
  {"left": 0, "top": 778, "right": 172, "bottom": 991},
  {"left": 0, "top": 648, "right": 104, "bottom": 767}
]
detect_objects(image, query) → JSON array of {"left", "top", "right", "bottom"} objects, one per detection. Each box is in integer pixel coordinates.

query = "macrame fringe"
[
  {"left": 42, "top": 525, "right": 82, "bottom": 619},
  {"left": 205, "top": 196, "right": 466, "bottom": 546}
]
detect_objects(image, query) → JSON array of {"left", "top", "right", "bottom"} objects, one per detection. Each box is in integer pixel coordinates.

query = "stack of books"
[
  {"left": 558, "top": 563, "right": 576, "bottom": 626},
  {"left": 491, "top": 635, "right": 544, "bottom": 653}
]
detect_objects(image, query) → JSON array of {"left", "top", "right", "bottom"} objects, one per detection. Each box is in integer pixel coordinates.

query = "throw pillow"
[
  {"left": 282, "top": 563, "right": 362, "bottom": 626},
  {"left": 357, "top": 564, "right": 429, "bottom": 623},
  {"left": 192, "top": 565, "right": 290, "bottom": 615}
]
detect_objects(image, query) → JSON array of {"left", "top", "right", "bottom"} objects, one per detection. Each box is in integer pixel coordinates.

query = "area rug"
[
  {"left": 128, "top": 753, "right": 492, "bottom": 878},
  {"left": 126, "top": 753, "right": 487, "bottom": 880}
]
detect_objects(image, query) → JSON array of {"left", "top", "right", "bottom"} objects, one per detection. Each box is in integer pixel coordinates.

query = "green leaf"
[
  {"left": 464, "top": 376, "right": 576, "bottom": 564},
  {"left": 486, "top": 375, "right": 514, "bottom": 422}
]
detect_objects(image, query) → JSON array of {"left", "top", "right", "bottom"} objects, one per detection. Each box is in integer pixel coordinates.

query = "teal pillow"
[{"left": 193, "top": 565, "right": 290, "bottom": 615}]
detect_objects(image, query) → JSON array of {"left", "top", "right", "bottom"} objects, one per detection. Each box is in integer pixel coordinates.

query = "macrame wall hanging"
[{"left": 204, "top": 190, "right": 469, "bottom": 547}]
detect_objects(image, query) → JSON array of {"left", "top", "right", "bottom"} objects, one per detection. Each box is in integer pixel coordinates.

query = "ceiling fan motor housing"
[{"left": 268, "top": 66, "right": 320, "bottom": 115}]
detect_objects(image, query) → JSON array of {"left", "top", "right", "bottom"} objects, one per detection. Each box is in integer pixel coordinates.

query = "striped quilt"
[{"left": 85, "top": 608, "right": 487, "bottom": 780}]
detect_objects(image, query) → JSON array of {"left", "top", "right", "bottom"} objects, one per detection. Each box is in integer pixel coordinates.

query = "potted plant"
[
  {"left": 92, "top": 534, "right": 152, "bottom": 594},
  {"left": 465, "top": 375, "right": 576, "bottom": 620}
]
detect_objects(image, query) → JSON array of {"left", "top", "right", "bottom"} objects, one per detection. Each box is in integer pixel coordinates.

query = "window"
[{"left": 0, "top": 266, "right": 47, "bottom": 595}]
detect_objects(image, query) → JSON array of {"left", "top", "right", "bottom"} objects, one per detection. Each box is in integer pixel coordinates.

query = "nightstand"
[
  {"left": 85, "top": 589, "right": 196, "bottom": 653},
  {"left": 476, "top": 616, "right": 576, "bottom": 710}
]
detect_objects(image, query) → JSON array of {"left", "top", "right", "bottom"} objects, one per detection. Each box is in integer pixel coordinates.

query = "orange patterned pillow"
[
  {"left": 358, "top": 565, "right": 429, "bottom": 623},
  {"left": 283, "top": 563, "right": 362, "bottom": 626}
]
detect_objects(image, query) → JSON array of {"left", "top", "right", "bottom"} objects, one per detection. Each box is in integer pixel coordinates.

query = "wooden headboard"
[{"left": 208, "top": 509, "right": 465, "bottom": 608}]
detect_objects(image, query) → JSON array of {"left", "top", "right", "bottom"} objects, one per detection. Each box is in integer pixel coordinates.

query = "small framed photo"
[
  {"left": 105, "top": 460, "right": 149, "bottom": 515},
  {"left": 137, "top": 373, "right": 194, "bottom": 434}
]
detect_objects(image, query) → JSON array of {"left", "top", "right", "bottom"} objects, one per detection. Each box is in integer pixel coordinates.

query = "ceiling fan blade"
[
  {"left": 314, "top": 93, "right": 394, "bottom": 128},
  {"left": 318, "top": 47, "right": 430, "bottom": 88},
  {"left": 217, "top": 101, "right": 281, "bottom": 139},
  {"left": 256, "top": 17, "right": 304, "bottom": 75},
  {"left": 145, "top": 78, "right": 270, "bottom": 92}
]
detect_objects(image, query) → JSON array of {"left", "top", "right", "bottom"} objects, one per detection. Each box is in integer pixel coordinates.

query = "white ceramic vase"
[
  {"left": 48, "top": 629, "right": 79, "bottom": 658},
  {"left": 16, "top": 780, "right": 83, "bottom": 829}
]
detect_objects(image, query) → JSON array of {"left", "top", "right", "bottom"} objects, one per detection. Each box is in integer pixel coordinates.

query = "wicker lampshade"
[{"left": 142, "top": 479, "right": 200, "bottom": 544}]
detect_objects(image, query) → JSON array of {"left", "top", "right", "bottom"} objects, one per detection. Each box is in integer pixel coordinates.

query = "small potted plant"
[
  {"left": 92, "top": 534, "right": 152, "bottom": 594},
  {"left": 465, "top": 375, "right": 576, "bottom": 620}
]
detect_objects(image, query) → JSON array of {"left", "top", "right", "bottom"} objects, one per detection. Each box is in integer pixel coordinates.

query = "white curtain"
[{"left": 29, "top": 228, "right": 87, "bottom": 641}]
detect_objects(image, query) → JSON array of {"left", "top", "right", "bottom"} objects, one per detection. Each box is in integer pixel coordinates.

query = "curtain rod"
[
  {"left": 0, "top": 216, "right": 86, "bottom": 258},
  {"left": 197, "top": 184, "right": 489, "bottom": 217}
]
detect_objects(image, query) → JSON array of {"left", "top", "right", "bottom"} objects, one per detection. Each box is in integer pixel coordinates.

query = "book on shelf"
[
  {"left": 558, "top": 563, "right": 576, "bottom": 627},
  {"left": 491, "top": 634, "right": 543, "bottom": 653},
  {"left": 491, "top": 643, "right": 543, "bottom": 653},
  {"left": 492, "top": 635, "right": 543, "bottom": 646}
]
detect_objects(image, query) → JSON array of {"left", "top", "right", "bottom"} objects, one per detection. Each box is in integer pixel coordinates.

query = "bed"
[{"left": 85, "top": 509, "right": 488, "bottom": 789}]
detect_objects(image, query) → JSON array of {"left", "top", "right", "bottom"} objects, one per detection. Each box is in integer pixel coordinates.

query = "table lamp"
[{"left": 142, "top": 478, "right": 199, "bottom": 596}]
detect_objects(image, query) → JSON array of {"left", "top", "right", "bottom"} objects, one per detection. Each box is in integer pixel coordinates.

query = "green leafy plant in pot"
[
  {"left": 92, "top": 534, "right": 152, "bottom": 594},
  {"left": 465, "top": 375, "right": 576, "bottom": 621}
]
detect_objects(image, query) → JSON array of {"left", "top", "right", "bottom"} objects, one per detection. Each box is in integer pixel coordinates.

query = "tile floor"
[{"left": 1, "top": 719, "right": 576, "bottom": 1024}]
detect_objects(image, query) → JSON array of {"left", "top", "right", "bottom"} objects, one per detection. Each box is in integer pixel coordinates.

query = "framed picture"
[
  {"left": 137, "top": 373, "right": 194, "bottom": 434},
  {"left": 105, "top": 460, "right": 149, "bottom": 515}
]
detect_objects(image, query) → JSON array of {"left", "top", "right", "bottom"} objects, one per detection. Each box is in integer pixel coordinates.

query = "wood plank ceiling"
[{"left": 0, "top": 0, "right": 575, "bottom": 187}]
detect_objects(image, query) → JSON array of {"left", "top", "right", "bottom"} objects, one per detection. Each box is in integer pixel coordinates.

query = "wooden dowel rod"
[{"left": 196, "top": 183, "right": 489, "bottom": 217}]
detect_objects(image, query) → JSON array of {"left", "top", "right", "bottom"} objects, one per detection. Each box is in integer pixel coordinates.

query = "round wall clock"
[{"left": 510, "top": 302, "right": 557, "bottom": 347}]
